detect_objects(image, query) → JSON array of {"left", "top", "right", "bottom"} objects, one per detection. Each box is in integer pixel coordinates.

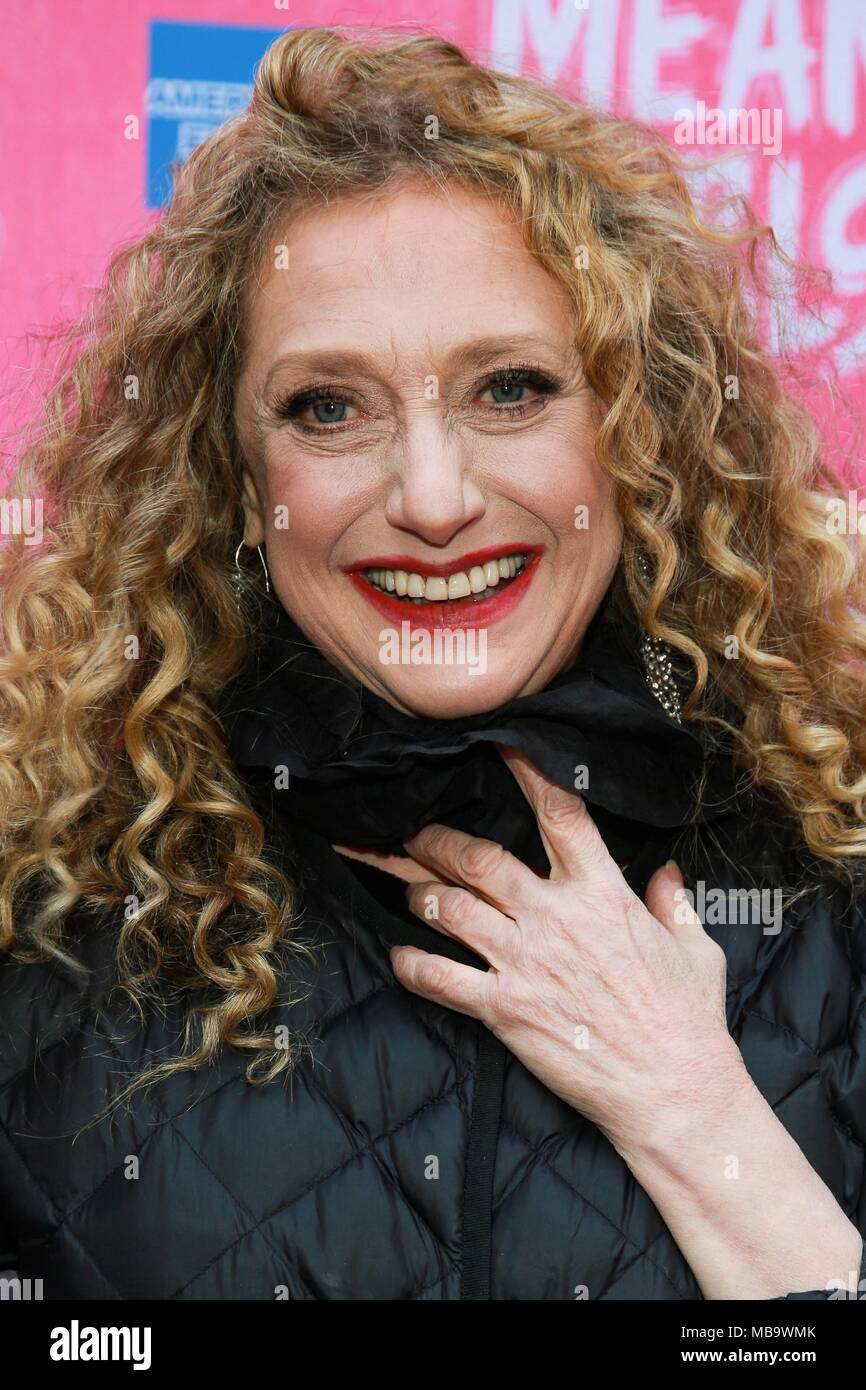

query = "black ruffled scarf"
[{"left": 217, "top": 577, "right": 743, "bottom": 880}]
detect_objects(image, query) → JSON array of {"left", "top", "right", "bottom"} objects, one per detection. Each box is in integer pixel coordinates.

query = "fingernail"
[{"left": 496, "top": 742, "right": 523, "bottom": 764}]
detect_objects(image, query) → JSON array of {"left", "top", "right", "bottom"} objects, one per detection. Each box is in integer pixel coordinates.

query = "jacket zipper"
[{"left": 460, "top": 1024, "right": 508, "bottom": 1299}]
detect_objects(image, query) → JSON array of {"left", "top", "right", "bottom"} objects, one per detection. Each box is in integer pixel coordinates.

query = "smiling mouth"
[{"left": 361, "top": 551, "right": 527, "bottom": 605}]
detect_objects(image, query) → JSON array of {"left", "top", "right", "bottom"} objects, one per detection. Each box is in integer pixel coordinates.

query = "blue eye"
[
  {"left": 274, "top": 389, "right": 359, "bottom": 430},
  {"left": 478, "top": 367, "right": 557, "bottom": 409},
  {"left": 310, "top": 400, "right": 348, "bottom": 424},
  {"left": 273, "top": 362, "right": 560, "bottom": 433},
  {"left": 487, "top": 380, "right": 528, "bottom": 404}
]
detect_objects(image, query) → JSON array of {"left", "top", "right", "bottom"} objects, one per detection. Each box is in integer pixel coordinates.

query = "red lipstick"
[{"left": 343, "top": 545, "right": 543, "bottom": 631}]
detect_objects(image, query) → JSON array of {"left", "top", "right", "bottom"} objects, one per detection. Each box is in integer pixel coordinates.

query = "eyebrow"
[{"left": 260, "top": 333, "right": 580, "bottom": 394}]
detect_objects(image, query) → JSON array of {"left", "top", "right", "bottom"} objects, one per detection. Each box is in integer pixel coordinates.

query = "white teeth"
[
  {"left": 469, "top": 566, "right": 487, "bottom": 594},
  {"left": 484, "top": 560, "right": 501, "bottom": 587},
  {"left": 362, "top": 552, "right": 528, "bottom": 602}
]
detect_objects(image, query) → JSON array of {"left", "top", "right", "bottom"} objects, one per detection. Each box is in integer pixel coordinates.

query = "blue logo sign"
[{"left": 146, "top": 20, "right": 288, "bottom": 208}]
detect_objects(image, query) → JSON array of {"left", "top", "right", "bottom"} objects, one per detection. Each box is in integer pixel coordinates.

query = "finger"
[
  {"left": 405, "top": 879, "right": 515, "bottom": 966},
  {"left": 645, "top": 859, "right": 705, "bottom": 940},
  {"left": 403, "top": 822, "right": 539, "bottom": 918},
  {"left": 389, "top": 945, "right": 493, "bottom": 1022},
  {"left": 496, "top": 744, "right": 614, "bottom": 882}
]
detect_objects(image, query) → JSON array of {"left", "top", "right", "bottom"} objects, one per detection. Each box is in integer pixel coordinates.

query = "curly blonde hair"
[{"left": 2, "top": 24, "right": 865, "bottom": 1103}]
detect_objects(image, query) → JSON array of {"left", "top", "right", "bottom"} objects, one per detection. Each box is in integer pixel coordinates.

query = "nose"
[{"left": 382, "top": 415, "right": 486, "bottom": 547}]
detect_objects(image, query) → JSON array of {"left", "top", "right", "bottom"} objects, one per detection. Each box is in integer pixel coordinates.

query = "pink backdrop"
[{"left": 2, "top": 0, "right": 864, "bottom": 479}]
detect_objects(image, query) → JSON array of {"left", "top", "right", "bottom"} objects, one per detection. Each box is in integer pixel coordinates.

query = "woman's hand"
[
  {"left": 391, "top": 745, "right": 865, "bottom": 1298},
  {"left": 390, "top": 744, "right": 748, "bottom": 1158}
]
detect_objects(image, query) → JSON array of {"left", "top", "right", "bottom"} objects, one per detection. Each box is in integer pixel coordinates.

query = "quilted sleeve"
[
  {"left": 771, "top": 874, "right": 866, "bottom": 1300},
  {"left": 771, "top": 875, "right": 866, "bottom": 1301},
  {"left": 0, "top": 1199, "right": 16, "bottom": 1272}
]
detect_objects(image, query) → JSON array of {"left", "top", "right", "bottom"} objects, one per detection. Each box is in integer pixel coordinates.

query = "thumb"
[{"left": 646, "top": 860, "right": 705, "bottom": 940}]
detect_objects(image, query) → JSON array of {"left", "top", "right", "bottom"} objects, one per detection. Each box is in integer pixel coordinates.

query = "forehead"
[{"left": 239, "top": 180, "right": 576, "bottom": 371}]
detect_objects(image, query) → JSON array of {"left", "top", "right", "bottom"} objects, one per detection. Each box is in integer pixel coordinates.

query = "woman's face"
[{"left": 233, "top": 178, "right": 622, "bottom": 717}]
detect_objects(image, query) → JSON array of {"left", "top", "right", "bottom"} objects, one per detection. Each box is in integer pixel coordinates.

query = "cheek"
[
  {"left": 503, "top": 427, "right": 617, "bottom": 540},
  {"left": 260, "top": 455, "right": 359, "bottom": 565}
]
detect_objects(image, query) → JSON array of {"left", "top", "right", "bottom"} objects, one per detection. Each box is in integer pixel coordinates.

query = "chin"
[{"left": 375, "top": 663, "right": 533, "bottom": 719}]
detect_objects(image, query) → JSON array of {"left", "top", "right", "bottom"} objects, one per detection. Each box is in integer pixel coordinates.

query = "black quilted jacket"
[{"left": 1, "top": 784, "right": 866, "bottom": 1301}]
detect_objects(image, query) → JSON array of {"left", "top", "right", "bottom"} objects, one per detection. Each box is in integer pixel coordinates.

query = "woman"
[{"left": 1, "top": 25, "right": 865, "bottom": 1302}]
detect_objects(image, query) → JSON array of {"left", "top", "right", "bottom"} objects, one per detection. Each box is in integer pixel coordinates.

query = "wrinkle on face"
[{"left": 233, "top": 177, "right": 621, "bottom": 718}]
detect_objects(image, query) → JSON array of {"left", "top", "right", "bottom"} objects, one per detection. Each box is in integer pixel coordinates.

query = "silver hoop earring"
[
  {"left": 233, "top": 541, "right": 271, "bottom": 598},
  {"left": 634, "top": 549, "right": 682, "bottom": 724}
]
